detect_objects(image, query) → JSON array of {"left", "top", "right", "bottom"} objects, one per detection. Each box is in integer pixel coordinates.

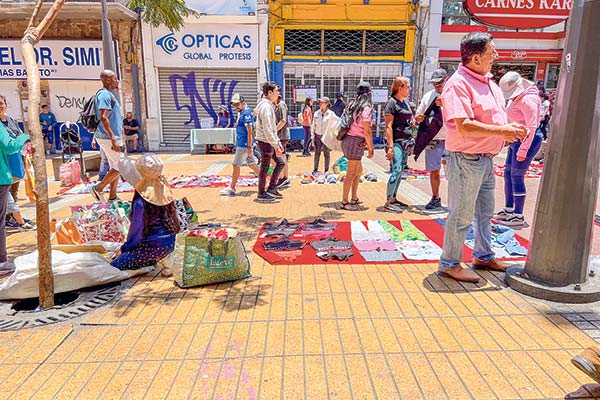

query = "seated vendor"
[{"left": 112, "top": 153, "right": 181, "bottom": 270}]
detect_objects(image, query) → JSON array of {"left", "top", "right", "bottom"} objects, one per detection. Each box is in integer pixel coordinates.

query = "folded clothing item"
[
  {"left": 354, "top": 240, "right": 398, "bottom": 252},
  {"left": 361, "top": 250, "right": 404, "bottom": 262},
  {"left": 310, "top": 237, "right": 353, "bottom": 251},
  {"left": 316, "top": 250, "right": 354, "bottom": 261},
  {"left": 263, "top": 218, "right": 301, "bottom": 238},
  {"left": 301, "top": 218, "right": 337, "bottom": 231},
  {"left": 263, "top": 237, "right": 306, "bottom": 251}
]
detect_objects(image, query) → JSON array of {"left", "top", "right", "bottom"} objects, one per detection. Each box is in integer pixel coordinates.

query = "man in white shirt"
[{"left": 415, "top": 69, "right": 448, "bottom": 209}]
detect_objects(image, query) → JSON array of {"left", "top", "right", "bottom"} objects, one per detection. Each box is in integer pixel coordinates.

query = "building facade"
[
  {"left": 141, "top": 2, "right": 269, "bottom": 151},
  {"left": 268, "top": 0, "right": 418, "bottom": 130},
  {"left": 0, "top": 1, "right": 144, "bottom": 149},
  {"left": 415, "top": 0, "right": 565, "bottom": 96}
]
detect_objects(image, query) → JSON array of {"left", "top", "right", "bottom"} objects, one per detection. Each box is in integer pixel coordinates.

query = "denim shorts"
[
  {"left": 232, "top": 146, "right": 258, "bottom": 166},
  {"left": 425, "top": 140, "right": 445, "bottom": 171}
]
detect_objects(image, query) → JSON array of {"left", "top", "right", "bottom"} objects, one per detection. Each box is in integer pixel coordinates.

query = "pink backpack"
[{"left": 59, "top": 159, "right": 82, "bottom": 187}]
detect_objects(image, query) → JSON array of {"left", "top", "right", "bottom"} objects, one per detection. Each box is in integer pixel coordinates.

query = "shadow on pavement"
[{"left": 422, "top": 272, "right": 503, "bottom": 293}]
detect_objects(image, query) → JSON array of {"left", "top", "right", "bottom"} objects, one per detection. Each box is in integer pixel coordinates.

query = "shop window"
[
  {"left": 285, "top": 30, "right": 321, "bottom": 55},
  {"left": 324, "top": 30, "right": 362, "bottom": 56},
  {"left": 365, "top": 30, "right": 406, "bottom": 56},
  {"left": 442, "top": 1, "right": 471, "bottom": 25},
  {"left": 546, "top": 64, "right": 560, "bottom": 89}
]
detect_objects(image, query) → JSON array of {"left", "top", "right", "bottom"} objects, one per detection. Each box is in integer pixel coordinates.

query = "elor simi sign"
[{"left": 464, "top": 0, "right": 572, "bottom": 29}]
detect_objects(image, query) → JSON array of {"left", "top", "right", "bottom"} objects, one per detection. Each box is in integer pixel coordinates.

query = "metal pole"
[
  {"left": 101, "top": 0, "right": 117, "bottom": 72},
  {"left": 506, "top": 0, "right": 600, "bottom": 303}
]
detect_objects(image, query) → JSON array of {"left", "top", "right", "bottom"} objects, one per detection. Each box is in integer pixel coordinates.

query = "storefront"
[
  {"left": 0, "top": 40, "right": 115, "bottom": 148},
  {"left": 268, "top": 1, "right": 417, "bottom": 135},
  {"left": 145, "top": 22, "right": 265, "bottom": 150}
]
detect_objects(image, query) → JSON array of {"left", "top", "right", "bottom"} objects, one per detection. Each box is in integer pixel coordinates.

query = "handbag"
[
  {"left": 7, "top": 153, "right": 25, "bottom": 180},
  {"left": 336, "top": 109, "right": 352, "bottom": 141},
  {"left": 71, "top": 202, "right": 130, "bottom": 243},
  {"left": 170, "top": 228, "right": 251, "bottom": 288},
  {"left": 59, "top": 159, "right": 82, "bottom": 187}
]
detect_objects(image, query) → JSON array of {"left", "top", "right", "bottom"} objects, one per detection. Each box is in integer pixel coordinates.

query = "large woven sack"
[{"left": 170, "top": 228, "right": 251, "bottom": 288}]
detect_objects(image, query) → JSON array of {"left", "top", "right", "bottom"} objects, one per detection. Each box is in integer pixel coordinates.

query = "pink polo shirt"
[
  {"left": 506, "top": 86, "right": 541, "bottom": 158},
  {"left": 442, "top": 64, "right": 507, "bottom": 154}
]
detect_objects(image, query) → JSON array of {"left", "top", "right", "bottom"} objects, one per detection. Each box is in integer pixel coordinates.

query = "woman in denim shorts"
[{"left": 340, "top": 82, "right": 374, "bottom": 211}]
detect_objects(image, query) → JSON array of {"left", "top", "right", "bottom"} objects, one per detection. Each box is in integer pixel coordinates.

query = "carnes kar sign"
[{"left": 464, "top": 0, "right": 572, "bottom": 29}]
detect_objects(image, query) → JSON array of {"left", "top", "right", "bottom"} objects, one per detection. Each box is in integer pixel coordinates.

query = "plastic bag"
[
  {"left": 59, "top": 159, "right": 82, "bottom": 187},
  {"left": 0, "top": 249, "right": 151, "bottom": 300}
]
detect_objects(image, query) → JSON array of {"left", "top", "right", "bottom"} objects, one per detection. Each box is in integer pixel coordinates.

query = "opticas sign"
[
  {"left": 464, "top": 0, "right": 572, "bottom": 29},
  {"left": 152, "top": 25, "right": 259, "bottom": 68},
  {"left": 0, "top": 40, "right": 104, "bottom": 80}
]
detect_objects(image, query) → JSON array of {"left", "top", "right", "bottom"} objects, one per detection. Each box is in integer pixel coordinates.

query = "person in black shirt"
[
  {"left": 123, "top": 112, "right": 140, "bottom": 152},
  {"left": 383, "top": 77, "right": 414, "bottom": 212},
  {"left": 331, "top": 92, "right": 346, "bottom": 117}
]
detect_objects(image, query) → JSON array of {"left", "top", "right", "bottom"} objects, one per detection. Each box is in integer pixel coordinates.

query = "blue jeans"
[
  {"left": 504, "top": 132, "right": 543, "bottom": 215},
  {"left": 439, "top": 152, "right": 495, "bottom": 271},
  {"left": 302, "top": 126, "right": 312, "bottom": 155},
  {"left": 386, "top": 142, "right": 406, "bottom": 200}
]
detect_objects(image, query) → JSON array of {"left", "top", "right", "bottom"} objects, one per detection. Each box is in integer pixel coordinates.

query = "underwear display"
[
  {"left": 310, "top": 238, "right": 353, "bottom": 251},
  {"left": 262, "top": 219, "right": 301, "bottom": 238},
  {"left": 262, "top": 237, "right": 306, "bottom": 251},
  {"left": 316, "top": 250, "right": 354, "bottom": 261},
  {"left": 301, "top": 219, "right": 337, "bottom": 231}
]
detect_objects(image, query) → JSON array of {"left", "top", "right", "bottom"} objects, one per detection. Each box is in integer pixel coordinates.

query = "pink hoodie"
[{"left": 506, "top": 85, "right": 541, "bottom": 158}]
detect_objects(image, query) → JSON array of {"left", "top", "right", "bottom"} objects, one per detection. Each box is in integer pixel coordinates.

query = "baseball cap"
[
  {"left": 430, "top": 69, "right": 448, "bottom": 83},
  {"left": 230, "top": 93, "right": 245, "bottom": 104}
]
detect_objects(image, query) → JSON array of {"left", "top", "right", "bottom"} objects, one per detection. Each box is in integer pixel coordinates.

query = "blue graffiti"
[{"left": 169, "top": 72, "right": 238, "bottom": 128}]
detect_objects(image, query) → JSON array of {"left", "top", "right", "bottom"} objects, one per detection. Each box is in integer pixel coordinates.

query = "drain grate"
[{"left": 0, "top": 283, "right": 122, "bottom": 332}]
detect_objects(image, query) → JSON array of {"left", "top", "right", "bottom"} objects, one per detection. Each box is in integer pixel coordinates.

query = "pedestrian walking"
[
  {"left": 311, "top": 96, "right": 335, "bottom": 173},
  {"left": 91, "top": 69, "right": 124, "bottom": 203},
  {"left": 220, "top": 94, "right": 260, "bottom": 196},
  {"left": 494, "top": 71, "right": 542, "bottom": 227},
  {"left": 438, "top": 32, "right": 527, "bottom": 283},
  {"left": 301, "top": 97, "right": 314, "bottom": 156},
  {"left": 255, "top": 82, "right": 286, "bottom": 202},
  {"left": 274, "top": 89, "right": 291, "bottom": 188},
  {"left": 415, "top": 69, "right": 449, "bottom": 209},
  {"left": 383, "top": 76, "right": 413, "bottom": 212},
  {"left": 539, "top": 94, "right": 551, "bottom": 140},
  {"left": 340, "top": 82, "right": 374, "bottom": 211}
]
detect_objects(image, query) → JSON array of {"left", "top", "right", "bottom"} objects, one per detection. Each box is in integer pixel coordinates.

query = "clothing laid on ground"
[
  {"left": 263, "top": 237, "right": 306, "bottom": 251},
  {"left": 111, "top": 194, "right": 177, "bottom": 270},
  {"left": 262, "top": 219, "right": 301, "bottom": 238}
]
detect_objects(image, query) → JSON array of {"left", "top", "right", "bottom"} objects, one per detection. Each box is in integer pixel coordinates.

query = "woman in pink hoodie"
[{"left": 494, "top": 71, "right": 542, "bottom": 226}]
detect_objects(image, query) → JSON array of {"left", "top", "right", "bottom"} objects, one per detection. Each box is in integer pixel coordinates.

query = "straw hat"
[
  {"left": 499, "top": 71, "right": 535, "bottom": 100},
  {"left": 118, "top": 153, "right": 174, "bottom": 206}
]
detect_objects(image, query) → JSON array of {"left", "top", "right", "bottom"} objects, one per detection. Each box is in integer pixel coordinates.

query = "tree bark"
[{"left": 21, "top": 0, "right": 66, "bottom": 310}]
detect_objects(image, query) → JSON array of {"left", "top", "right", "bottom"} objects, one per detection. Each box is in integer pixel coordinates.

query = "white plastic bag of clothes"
[
  {"left": 0, "top": 249, "right": 152, "bottom": 300},
  {"left": 321, "top": 115, "right": 342, "bottom": 152}
]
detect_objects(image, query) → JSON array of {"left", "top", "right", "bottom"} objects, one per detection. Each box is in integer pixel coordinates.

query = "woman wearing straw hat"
[
  {"left": 112, "top": 154, "right": 181, "bottom": 270},
  {"left": 493, "top": 71, "right": 543, "bottom": 226}
]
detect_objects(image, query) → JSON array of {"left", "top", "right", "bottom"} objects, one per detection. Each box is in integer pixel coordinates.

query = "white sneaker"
[
  {"left": 502, "top": 214, "right": 525, "bottom": 226},
  {"left": 493, "top": 209, "right": 513, "bottom": 221},
  {"left": 219, "top": 187, "right": 236, "bottom": 196}
]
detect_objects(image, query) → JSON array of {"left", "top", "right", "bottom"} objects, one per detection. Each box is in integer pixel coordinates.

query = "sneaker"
[
  {"left": 277, "top": 177, "right": 291, "bottom": 188},
  {"left": 502, "top": 214, "right": 525, "bottom": 226},
  {"left": 493, "top": 209, "right": 513, "bottom": 220},
  {"left": 384, "top": 202, "right": 404, "bottom": 212},
  {"left": 19, "top": 222, "right": 35, "bottom": 230},
  {"left": 0, "top": 260, "right": 15, "bottom": 277},
  {"left": 392, "top": 199, "right": 409, "bottom": 208},
  {"left": 425, "top": 197, "right": 442, "bottom": 210},
  {"left": 266, "top": 188, "right": 283, "bottom": 198},
  {"left": 257, "top": 193, "right": 276, "bottom": 202},
  {"left": 90, "top": 185, "right": 105, "bottom": 202},
  {"left": 219, "top": 187, "right": 236, "bottom": 196},
  {"left": 108, "top": 196, "right": 121, "bottom": 202},
  {"left": 5, "top": 218, "right": 19, "bottom": 229}
]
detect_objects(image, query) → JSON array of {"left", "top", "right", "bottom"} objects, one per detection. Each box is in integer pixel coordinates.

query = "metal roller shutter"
[{"left": 158, "top": 68, "right": 259, "bottom": 149}]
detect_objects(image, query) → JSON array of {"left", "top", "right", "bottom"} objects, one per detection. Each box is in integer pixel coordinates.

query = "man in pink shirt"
[{"left": 438, "top": 32, "right": 527, "bottom": 283}]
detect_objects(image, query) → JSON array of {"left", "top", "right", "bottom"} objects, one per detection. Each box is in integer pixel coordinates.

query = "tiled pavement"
[{"left": 2, "top": 150, "right": 600, "bottom": 399}]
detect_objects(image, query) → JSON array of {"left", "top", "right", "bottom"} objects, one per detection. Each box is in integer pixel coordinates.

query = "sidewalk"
[{"left": 1, "top": 151, "right": 600, "bottom": 399}]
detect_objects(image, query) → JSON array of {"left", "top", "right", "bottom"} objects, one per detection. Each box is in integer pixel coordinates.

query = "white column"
[{"left": 141, "top": 22, "right": 162, "bottom": 151}]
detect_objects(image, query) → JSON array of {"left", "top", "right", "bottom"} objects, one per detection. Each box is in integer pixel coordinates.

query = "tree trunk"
[
  {"left": 21, "top": 38, "right": 53, "bottom": 309},
  {"left": 21, "top": 0, "right": 66, "bottom": 310}
]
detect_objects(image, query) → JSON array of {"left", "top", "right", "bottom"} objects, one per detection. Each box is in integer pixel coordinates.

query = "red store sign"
[{"left": 464, "top": 0, "right": 572, "bottom": 29}]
